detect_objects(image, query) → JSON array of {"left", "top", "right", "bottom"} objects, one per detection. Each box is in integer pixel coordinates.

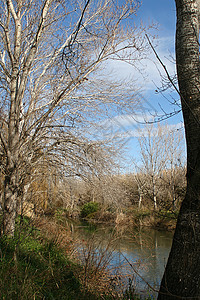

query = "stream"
[{"left": 70, "top": 222, "right": 174, "bottom": 298}]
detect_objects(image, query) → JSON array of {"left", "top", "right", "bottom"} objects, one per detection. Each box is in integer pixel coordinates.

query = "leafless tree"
[
  {"left": 134, "top": 123, "right": 185, "bottom": 211},
  {"left": 0, "top": 0, "right": 149, "bottom": 236},
  {"left": 134, "top": 124, "right": 168, "bottom": 210},
  {"left": 163, "top": 126, "right": 186, "bottom": 210}
]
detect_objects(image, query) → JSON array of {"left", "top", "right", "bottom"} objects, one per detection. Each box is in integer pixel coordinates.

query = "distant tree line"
[{"left": 0, "top": 123, "right": 186, "bottom": 218}]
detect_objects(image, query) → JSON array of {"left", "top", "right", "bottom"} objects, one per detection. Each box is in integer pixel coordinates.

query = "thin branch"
[{"left": 145, "top": 34, "right": 200, "bottom": 126}]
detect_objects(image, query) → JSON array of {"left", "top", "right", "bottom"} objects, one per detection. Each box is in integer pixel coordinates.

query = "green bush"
[
  {"left": 157, "top": 210, "right": 179, "bottom": 220},
  {"left": 81, "top": 202, "right": 99, "bottom": 218}
]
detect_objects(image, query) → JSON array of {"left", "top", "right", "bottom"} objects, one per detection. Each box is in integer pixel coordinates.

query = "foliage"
[{"left": 81, "top": 202, "right": 99, "bottom": 219}]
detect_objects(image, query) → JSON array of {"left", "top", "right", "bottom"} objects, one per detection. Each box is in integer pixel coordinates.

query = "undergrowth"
[
  {"left": 0, "top": 216, "right": 84, "bottom": 299},
  {"left": 0, "top": 215, "right": 153, "bottom": 299}
]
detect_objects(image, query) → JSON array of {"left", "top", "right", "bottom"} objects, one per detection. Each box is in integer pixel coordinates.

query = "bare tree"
[
  {"left": 0, "top": 0, "right": 149, "bottom": 236},
  {"left": 134, "top": 124, "right": 169, "bottom": 210},
  {"left": 163, "top": 127, "right": 186, "bottom": 211},
  {"left": 134, "top": 123, "right": 185, "bottom": 211}
]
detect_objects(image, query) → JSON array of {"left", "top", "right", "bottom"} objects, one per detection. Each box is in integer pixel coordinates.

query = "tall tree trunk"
[
  {"left": 158, "top": 0, "right": 200, "bottom": 298},
  {"left": 2, "top": 170, "right": 18, "bottom": 236}
]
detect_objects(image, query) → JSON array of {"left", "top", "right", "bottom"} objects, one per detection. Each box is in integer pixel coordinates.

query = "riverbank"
[
  {"left": 0, "top": 215, "right": 155, "bottom": 299},
  {"left": 75, "top": 203, "right": 178, "bottom": 231}
]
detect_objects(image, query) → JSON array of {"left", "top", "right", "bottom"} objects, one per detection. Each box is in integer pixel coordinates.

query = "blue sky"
[
  {"left": 103, "top": 0, "right": 186, "bottom": 170},
  {"left": 136, "top": 0, "right": 180, "bottom": 123},
  {"left": 137, "top": 0, "right": 176, "bottom": 32},
  {"left": 105, "top": 0, "right": 179, "bottom": 120}
]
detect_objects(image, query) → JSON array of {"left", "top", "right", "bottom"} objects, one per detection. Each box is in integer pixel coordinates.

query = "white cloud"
[
  {"left": 99, "top": 112, "right": 154, "bottom": 133},
  {"left": 95, "top": 112, "right": 184, "bottom": 140},
  {"left": 121, "top": 122, "right": 184, "bottom": 138},
  {"left": 104, "top": 35, "right": 176, "bottom": 92},
  {"left": 103, "top": 122, "right": 184, "bottom": 143},
  {"left": 105, "top": 113, "right": 153, "bottom": 127}
]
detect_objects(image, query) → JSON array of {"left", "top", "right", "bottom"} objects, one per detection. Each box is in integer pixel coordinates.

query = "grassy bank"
[
  {"left": 0, "top": 216, "right": 83, "bottom": 299},
  {"left": 0, "top": 215, "right": 153, "bottom": 300},
  {"left": 78, "top": 202, "right": 178, "bottom": 231},
  {"left": 129, "top": 208, "right": 178, "bottom": 231}
]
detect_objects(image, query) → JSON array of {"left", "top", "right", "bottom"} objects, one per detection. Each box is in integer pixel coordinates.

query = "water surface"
[{"left": 71, "top": 222, "right": 173, "bottom": 297}]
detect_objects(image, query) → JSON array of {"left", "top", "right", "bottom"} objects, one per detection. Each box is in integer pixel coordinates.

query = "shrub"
[{"left": 81, "top": 202, "right": 99, "bottom": 218}]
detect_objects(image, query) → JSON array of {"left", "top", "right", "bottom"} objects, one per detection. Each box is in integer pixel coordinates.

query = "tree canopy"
[{"left": 0, "top": 0, "right": 149, "bottom": 236}]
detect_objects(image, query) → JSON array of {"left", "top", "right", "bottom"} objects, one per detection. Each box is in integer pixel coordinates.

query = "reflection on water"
[
  {"left": 113, "top": 229, "right": 173, "bottom": 297},
  {"left": 71, "top": 222, "right": 173, "bottom": 297}
]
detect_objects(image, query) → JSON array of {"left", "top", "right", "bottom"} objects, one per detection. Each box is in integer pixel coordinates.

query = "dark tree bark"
[{"left": 158, "top": 0, "right": 200, "bottom": 298}]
